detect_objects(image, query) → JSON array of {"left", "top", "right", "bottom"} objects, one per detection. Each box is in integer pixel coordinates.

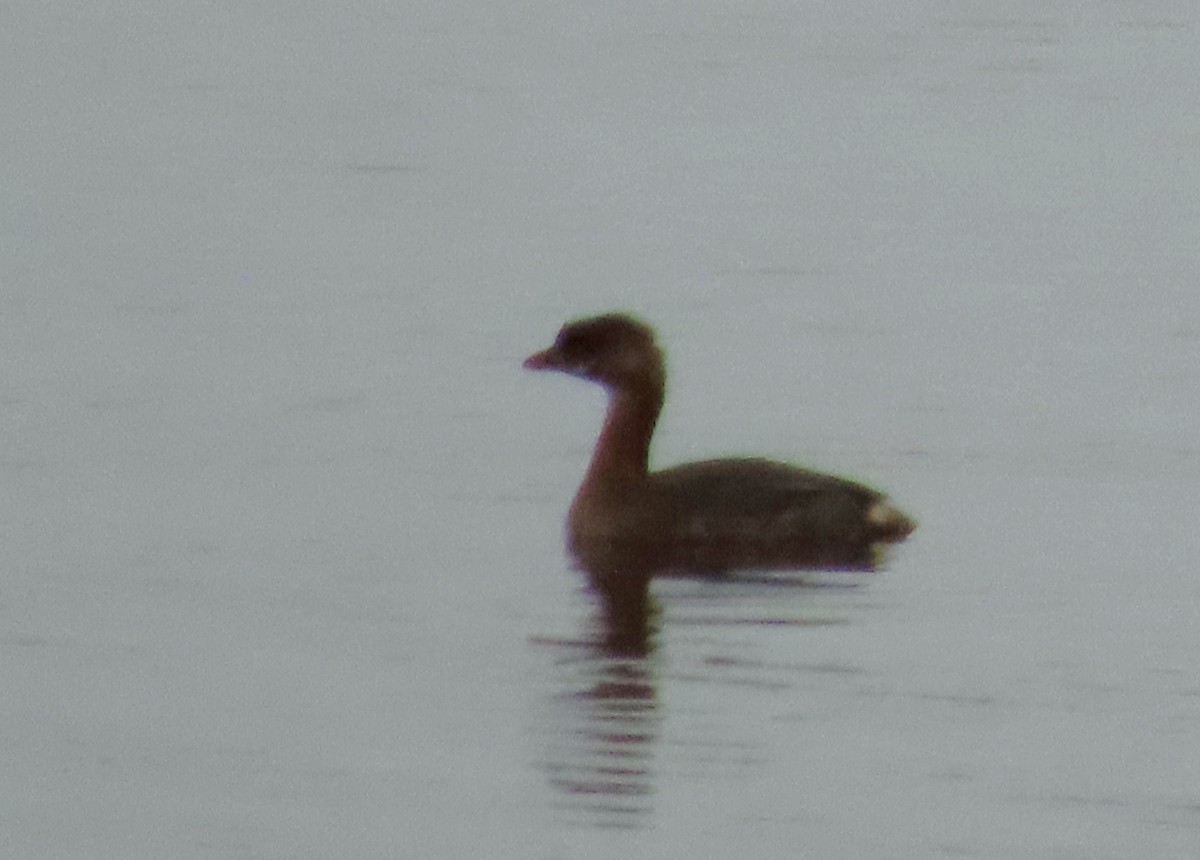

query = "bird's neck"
[{"left": 582, "top": 379, "right": 664, "bottom": 489}]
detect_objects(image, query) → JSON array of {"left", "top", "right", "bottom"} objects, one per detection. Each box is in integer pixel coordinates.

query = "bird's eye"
[{"left": 556, "top": 329, "right": 585, "bottom": 354}]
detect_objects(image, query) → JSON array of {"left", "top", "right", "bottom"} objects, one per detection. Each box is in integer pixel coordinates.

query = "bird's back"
[{"left": 644, "top": 458, "right": 908, "bottom": 573}]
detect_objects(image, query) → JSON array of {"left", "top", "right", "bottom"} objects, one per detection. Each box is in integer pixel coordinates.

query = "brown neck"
[{"left": 582, "top": 378, "right": 664, "bottom": 489}]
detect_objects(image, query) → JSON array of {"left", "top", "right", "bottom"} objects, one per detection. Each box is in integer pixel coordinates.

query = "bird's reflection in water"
[
  {"left": 532, "top": 557, "right": 873, "bottom": 831},
  {"left": 534, "top": 594, "right": 660, "bottom": 831},
  {"left": 590, "top": 571, "right": 656, "bottom": 657}
]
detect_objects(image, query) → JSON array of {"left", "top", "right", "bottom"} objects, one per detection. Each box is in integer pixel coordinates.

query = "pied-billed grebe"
[{"left": 525, "top": 313, "right": 915, "bottom": 606}]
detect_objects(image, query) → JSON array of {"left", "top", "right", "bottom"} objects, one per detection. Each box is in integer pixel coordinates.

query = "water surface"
[{"left": 3, "top": 1, "right": 1199, "bottom": 858}]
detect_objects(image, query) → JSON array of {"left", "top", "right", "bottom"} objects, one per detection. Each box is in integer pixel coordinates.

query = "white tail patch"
[{"left": 867, "top": 499, "right": 916, "bottom": 541}]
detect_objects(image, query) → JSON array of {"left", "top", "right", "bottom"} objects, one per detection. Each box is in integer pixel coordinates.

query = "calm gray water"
[{"left": 3, "top": 2, "right": 1199, "bottom": 858}]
